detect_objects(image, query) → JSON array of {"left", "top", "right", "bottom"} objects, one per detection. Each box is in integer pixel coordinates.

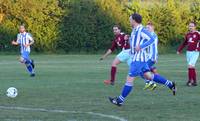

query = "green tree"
[
  {"left": 0, "top": 0, "right": 63, "bottom": 52},
  {"left": 190, "top": 0, "right": 200, "bottom": 30}
]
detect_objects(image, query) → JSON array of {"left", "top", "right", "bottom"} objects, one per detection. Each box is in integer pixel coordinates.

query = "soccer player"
[
  {"left": 143, "top": 22, "right": 177, "bottom": 92},
  {"left": 100, "top": 25, "right": 130, "bottom": 85},
  {"left": 177, "top": 22, "right": 200, "bottom": 86},
  {"left": 109, "top": 13, "right": 176, "bottom": 106},
  {"left": 142, "top": 22, "right": 158, "bottom": 90},
  {"left": 12, "top": 25, "right": 35, "bottom": 77}
]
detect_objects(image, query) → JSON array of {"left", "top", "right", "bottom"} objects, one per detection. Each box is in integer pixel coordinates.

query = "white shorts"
[
  {"left": 186, "top": 51, "right": 199, "bottom": 66},
  {"left": 116, "top": 49, "right": 131, "bottom": 65}
]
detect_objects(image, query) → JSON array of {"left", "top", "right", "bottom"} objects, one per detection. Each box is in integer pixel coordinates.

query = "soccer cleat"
[
  {"left": 171, "top": 82, "right": 176, "bottom": 96},
  {"left": 108, "top": 97, "right": 123, "bottom": 106},
  {"left": 192, "top": 83, "right": 197, "bottom": 86},
  {"left": 31, "top": 59, "right": 35, "bottom": 69},
  {"left": 104, "top": 80, "right": 114, "bottom": 85},
  {"left": 143, "top": 81, "right": 156, "bottom": 90},
  {"left": 143, "top": 83, "right": 150, "bottom": 90},
  {"left": 30, "top": 73, "right": 35, "bottom": 77},
  {"left": 149, "top": 83, "right": 157, "bottom": 91}
]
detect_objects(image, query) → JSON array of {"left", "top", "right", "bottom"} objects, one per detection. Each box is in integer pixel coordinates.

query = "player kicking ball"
[
  {"left": 100, "top": 25, "right": 130, "bottom": 85},
  {"left": 12, "top": 25, "right": 35, "bottom": 77}
]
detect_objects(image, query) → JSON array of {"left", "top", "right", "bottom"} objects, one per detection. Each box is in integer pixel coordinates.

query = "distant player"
[
  {"left": 12, "top": 25, "right": 35, "bottom": 77},
  {"left": 109, "top": 13, "right": 176, "bottom": 106},
  {"left": 100, "top": 25, "right": 130, "bottom": 85},
  {"left": 177, "top": 22, "right": 200, "bottom": 86}
]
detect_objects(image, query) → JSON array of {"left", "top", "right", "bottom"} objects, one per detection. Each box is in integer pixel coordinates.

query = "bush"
[
  {"left": 0, "top": 0, "right": 200, "bottom": 53},
  {"left": 0, "top": 0, "right": 63, "bottom": 52}
]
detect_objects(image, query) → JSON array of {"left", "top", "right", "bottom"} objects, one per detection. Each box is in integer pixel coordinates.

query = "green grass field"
[{"left": 0, "top": 54, "right": 199, "bottom": 121}]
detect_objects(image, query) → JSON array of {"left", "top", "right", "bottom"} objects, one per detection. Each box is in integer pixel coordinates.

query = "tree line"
[{"left": 0, "top": 0, "right": 199, "bottom": 53}]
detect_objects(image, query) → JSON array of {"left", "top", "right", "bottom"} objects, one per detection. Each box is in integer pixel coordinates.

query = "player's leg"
[
  {"left": 140, "top": 73, "right": 154, "bottom": 90},
  {"left": 188, "top": 51, "right": 199, "bottom": 86},
  {"left": 144, "top": 72, "right": 176, "bottom": 95},
  {"left": 108, "top": 61, "right": 138, "bottom": 106},
  {"left": 186, "top": 51, "right": 193, "bottom": 86},
  {"left": 143, "top": 60, "right": 157, "bottom": 90},
  {"left": 104, "top": 50, "right": 130, "bottom": 85},
  {"left": 104, "top": 57, "right": 121, "bottom": 85},
  {"left": 151, "top": 67, "right": 158, "bottom": 74},
  {"left": 21, "top": 52, "right": 35, "bottom": 77},
  {"left": 109, "top": 75, "right": 135, "bottom": 106},
  {"left": 143, "top": 67, "right": 158, "bottom": 90},
  {"left": 30, "top": 59, "right": 35, "bottom": 69}
]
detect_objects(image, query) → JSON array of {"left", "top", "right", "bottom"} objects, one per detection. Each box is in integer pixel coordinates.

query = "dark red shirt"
[
  {"left": 178, "top": 31, "right": 200, "bottom": 52},
  {"left": 110, "top": 33, "right": 130, "bottom": 52}
]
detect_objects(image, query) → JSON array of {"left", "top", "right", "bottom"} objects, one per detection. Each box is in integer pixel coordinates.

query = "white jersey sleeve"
[
  {"left": 16, "top": 34, "right": 21, "bottom": 44},
  {"left": 27, "top": 33, "right": 34, "bottom": 43}
]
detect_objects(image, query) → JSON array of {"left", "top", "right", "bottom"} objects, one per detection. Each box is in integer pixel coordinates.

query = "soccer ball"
[{"left": 6, "top": 87, "right": 18, "bottom": 98}]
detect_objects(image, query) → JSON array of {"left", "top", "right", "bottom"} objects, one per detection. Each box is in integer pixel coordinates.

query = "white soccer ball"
[{"left": 6, "top": 87, "right": 18, "bottom": 98}]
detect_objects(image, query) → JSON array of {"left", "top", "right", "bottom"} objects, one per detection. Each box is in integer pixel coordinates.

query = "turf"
[{"left": 0, "top": 54, "right": 199, "bottom": 121}]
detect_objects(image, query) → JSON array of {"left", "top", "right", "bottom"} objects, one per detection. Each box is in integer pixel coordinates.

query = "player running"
[
  {"left": 100, "top": 25, "right": 130, "bottom": 85},
  {"left": 12, "top": 25, "right": 35, "bottom": 77},
  {"left": 177, "top": 22, "right": 200, "bottom": 86},
  {"left": 109, "top": 13, "right": 176, "bottom": 106},
  {"left": 142, "top": 22, "right": 158, "bottom": 90}
]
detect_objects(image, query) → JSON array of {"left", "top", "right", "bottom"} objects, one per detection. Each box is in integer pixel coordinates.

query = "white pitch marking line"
[{"left": 0, "top": 106, "right": 127, "bottom": 121}]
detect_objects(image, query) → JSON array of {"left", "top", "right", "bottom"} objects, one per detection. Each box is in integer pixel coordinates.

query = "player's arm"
[
  {"left": 100, "top": 49, "right": 112, "bottom": 60},
  {"left": 152, "top": 37, "right": 158, "bottom": 62},
  {"left": 11, "top": 40, "right": 19, "bottom": 45},
  {"left": 197, "top": 32, "right": 200, "bottom": 51},
  {"left": 177, "top": 35, "right": 188, "bottom": 54},
  {"left": 100, "top": 41, "right": 116, "bottom": 60},
  {"left": 136, "top": 29, "right": 155, "bottom": 51},
  {"left": 12, "top": 34, "right": 20, "bottom": 46}
]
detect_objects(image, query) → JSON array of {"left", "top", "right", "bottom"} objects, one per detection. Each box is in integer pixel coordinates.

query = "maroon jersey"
[
  {"left": 110, "top": 33, "right": 130, "bottom": 52},
  {"left": 178, "top": 31, "right": 200, "bottom": 52}
]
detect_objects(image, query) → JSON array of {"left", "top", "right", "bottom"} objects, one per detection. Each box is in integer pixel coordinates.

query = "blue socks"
[
  {"left": 153, "top": 74, "right": 173, "bottom": 89},
  {"left": 118, "top": 82, "right": 133, "bottom": 103},
  {"left": 24, "top": 59, "right": 34, "bottom": 74}
]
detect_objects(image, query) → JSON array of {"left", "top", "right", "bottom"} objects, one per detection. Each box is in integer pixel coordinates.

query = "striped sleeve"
[
  {"left": 27, "top": 33, "right": 34, "bottom": 42},
  {"left": 140, "top": 29, "right": 155, "bottom": 49},
  {"left": 16, "top": 34, "right": 21, "bottom": 44},
  {"left": 152, "top": 36, "right": 158, "bottom": 61}
]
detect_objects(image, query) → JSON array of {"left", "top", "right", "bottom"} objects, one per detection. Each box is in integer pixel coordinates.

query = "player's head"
[
  {"left": 124, "top": 34, "right": 129, "bottom": 40},
  {"left": 146, "top": 21, "right": 154, "bottom": 32},
  {"left": 130, "top": 13, "right": 142, "bottom": 27},
  {"left": 113, "top": 25, "right": 121, "bottom": 35},
  {"left": 19, "top": 25, "right": 26, "bottom": 33},
  {"left": 188, "top": 21, "right": 196, "bottom": 32}
]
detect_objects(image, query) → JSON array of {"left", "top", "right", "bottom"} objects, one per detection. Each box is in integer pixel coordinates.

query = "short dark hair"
[
  {"left": 113, "top": 25, "right": 121, "bottom": 30},
  {"left": 131, "top": 13, "right": 142, "bottom": 23}
]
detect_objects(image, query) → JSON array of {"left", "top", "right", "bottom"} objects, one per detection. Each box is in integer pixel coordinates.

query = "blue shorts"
[
  {"left": 128, "top": 61, "right": 150, "bottom": 77},
  {"left": 117, "top": 49, "right": 131, "bottom": 63},
  {"left": 139, "top": 60, "right": 156, "bottom": 78},
  {"left": 186, "top": 51, "right": 199, "bottom": 66},
  {"left": 147, "top": 59, "right": 156, "bottom": 70},
  {"left": 21, "top": 51, "right": 30, "bottom": 60}
]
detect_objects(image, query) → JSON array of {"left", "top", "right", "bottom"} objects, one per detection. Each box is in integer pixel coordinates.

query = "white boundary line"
[{"left": 0, "top": 106, "right": 127, "bottom": 121}]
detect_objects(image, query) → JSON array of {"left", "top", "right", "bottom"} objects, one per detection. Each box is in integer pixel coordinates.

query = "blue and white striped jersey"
[
  {"left": 17, "top": 32, "right": 34, "bottom": 53},
  {"left": 147, "top": 32, "right": 158, "bottom": 61},
  {"left": 129, "top": 25, "right": 155, "bottom": 62}
]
